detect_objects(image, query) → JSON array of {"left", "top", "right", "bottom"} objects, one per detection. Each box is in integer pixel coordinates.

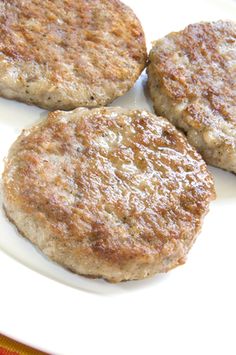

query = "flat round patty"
[
  {"left": 0, "top": 0, "right": 146, "bottom": 110},
  {"left": 2, "top": 107, "right": 215, "bottom": 282},
  {"left": 148, "top": 21, "right": 236, "bottom": 174}
]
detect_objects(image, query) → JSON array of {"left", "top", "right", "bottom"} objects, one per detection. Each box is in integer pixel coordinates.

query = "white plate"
[{"left": 0, "top": 1, "right": 236, "bottom": 354}]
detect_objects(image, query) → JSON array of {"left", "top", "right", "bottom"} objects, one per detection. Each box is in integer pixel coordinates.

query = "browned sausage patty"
[
  {"left": 0, "top": 0, "right": 146, "bottom": 110},
  {"left": 2, "top": 107, "right": 215, "bottom": 282},
  {"left": 148, "top": 21, "right": 236, "bottom": 173}
]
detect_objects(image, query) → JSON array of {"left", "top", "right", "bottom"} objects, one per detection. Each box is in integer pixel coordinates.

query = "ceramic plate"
[{"left": 1, "top": 1, "right": 236, "bottom": 354}]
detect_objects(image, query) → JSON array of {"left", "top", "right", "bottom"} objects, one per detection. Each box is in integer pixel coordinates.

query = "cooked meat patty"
[
  {"left": 148, "top": 21, "right": 236, "bottom": 174},
  {"left": 2, "top": 107, "right": 215, "bottom": 282},
  {"left": 0, "top": 0, "right": 146, "bottom": 110}
]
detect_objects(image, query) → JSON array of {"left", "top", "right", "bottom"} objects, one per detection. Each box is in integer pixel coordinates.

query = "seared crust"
[
  {"left": 0, "top": 0, "right": 146, "bottom": 110},
  {"left": 148, "top": 21, "right": 236, "bottom": 173},
  {"left": 2, "top": 107, "right": 215, "bottom": 282}
]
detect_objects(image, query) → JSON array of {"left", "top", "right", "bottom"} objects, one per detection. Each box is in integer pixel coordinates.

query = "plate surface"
[{"left": 0, "top": 1, "right": 236, "bottom": 354}]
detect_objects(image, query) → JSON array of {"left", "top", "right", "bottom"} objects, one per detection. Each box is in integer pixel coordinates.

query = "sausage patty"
[
  {"left": 148, "top": 21, "right": 236, "bottom": 174},
  {"left": 2, "top": 107, "right": 215, "bottom": 282},
  {"left": 0, "top": 0, "right": 146, "bottom": 110}
]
